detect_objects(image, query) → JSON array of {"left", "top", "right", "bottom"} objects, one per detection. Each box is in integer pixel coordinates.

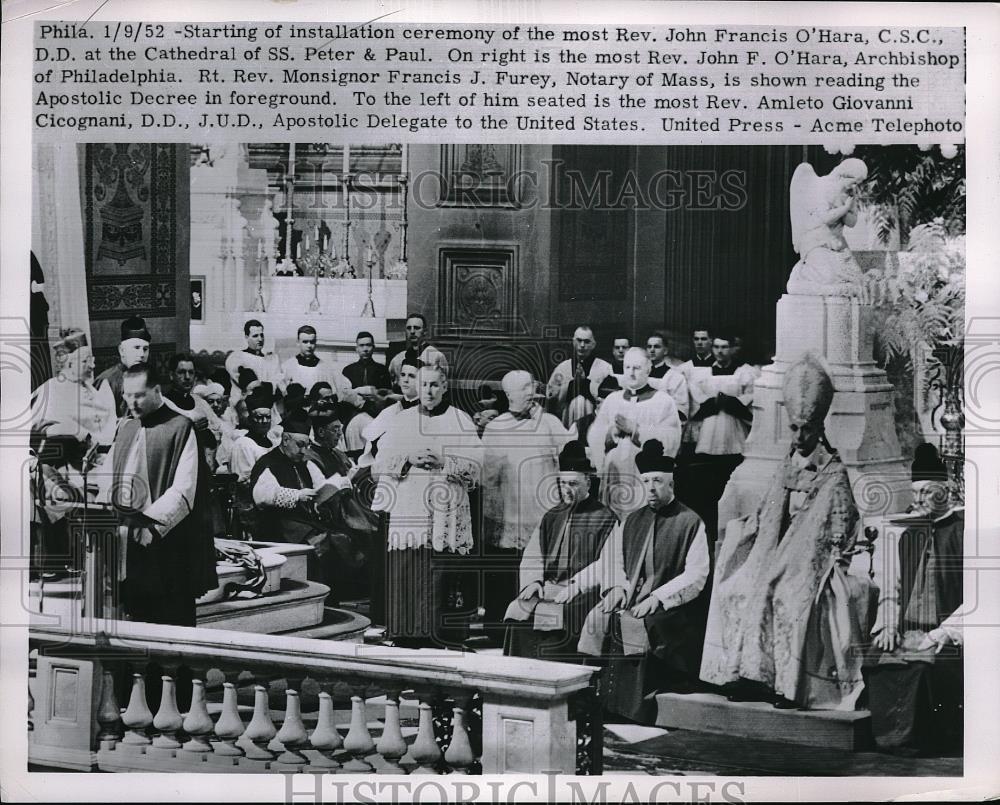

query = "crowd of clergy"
[{"left": 29, "top": 312, "right": 963, "bottom": 756}]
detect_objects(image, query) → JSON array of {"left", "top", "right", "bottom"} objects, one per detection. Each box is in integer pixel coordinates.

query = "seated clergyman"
[
  {"left": 700, "top": 353, "right": 877, "bottom": 710},
  {"left": 865, "top": 447, "right": 964, "bottom": 756},
  {"left": 503, "top": 439, "right": 617, "bottom": 663},
  {"left": 579, "top": 439, "right": 711, "bottom": 724},
  {"left": 249, "top": 409, "right": 351, "bottom": 585}
]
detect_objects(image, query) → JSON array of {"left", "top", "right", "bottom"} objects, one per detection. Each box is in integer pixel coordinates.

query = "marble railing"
[{"left": 29, "top": 619, "right": 601, "bottom": 775}]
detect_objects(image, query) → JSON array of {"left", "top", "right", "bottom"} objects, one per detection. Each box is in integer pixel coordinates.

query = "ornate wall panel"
[
  {"left": 437, "top": 244, "right": 519, "bottom": 334},
  {"left": 83, "top": 143, "right": 190, "bottom": 374},
  {"left": 438, "top": 145, "right": 522, "bottom": 208}
]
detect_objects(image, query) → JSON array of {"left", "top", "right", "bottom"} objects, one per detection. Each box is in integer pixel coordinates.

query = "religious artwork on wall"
[
  {"left": 438, "top": 244, "right": 519, "bottom": 334},
  {"left": 439, "top": 144, "right": 523, "bottom": 208},
  {"left": 82, "top": 143, "right": 190, "bottom": 374}
]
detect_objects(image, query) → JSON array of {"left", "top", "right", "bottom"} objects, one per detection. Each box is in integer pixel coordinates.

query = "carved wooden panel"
[
  {"left": 438, "top": 145, "right": 522, "bottom": 208},
  {"left": 438, "top": 244, "right": 518, "bottom": 334}
]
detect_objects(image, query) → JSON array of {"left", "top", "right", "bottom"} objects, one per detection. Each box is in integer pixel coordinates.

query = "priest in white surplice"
[
  {"left": 373, "top": 364, "right": 481, "bottom": 647},
  {"left": 588, "top": 348, "right": 682, "bottom": 520},
  {"left": 481, "top": 370, "right": 573, "bottom": 634}
]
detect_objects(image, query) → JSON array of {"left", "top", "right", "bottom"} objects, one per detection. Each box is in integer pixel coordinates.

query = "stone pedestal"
[{"left": 719, "top": 293, "right": 911, "bottom": 528}]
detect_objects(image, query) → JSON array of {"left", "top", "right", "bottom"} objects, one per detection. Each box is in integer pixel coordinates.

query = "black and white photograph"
[
  {"left": 2, "top": 1, "right": 998, "bottom": 802},
  {"left": 21, "top": 138, "right": 968, "bottom": 776}
]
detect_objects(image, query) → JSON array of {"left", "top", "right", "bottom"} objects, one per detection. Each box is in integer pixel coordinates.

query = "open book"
[{"left": 314, "top": 473, "right": 353, "bottom": 505}]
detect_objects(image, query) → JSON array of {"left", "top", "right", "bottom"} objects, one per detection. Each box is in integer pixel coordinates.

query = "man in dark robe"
[
  {"left": 98, "top": 362, "right": 217, "bottom": 626},
  {"left": 610, "top": 336, "right": 630, "bottom": 376},
  {"left": 249, "top": 410, "right": 352, "bottom": 588},
  {"left": 163, "top": 352, "right": 217, "bottom": 466},
  {"left": 95, "top": 316, "right": 152, "bottom": 417},
  {"left": 866, "top": 451, "right": 963, "bottom": 756},
  {"left": 503, "top": 440, "right": 617, "bottom": 662},
  {"left": 342, "top": 331, "right": 392, "bottom": 419},
  {"left": 579, "top": 439, "right": 710, "bottom": 724},
  {"left": 305, "top": 408, "right": 380, "bottom": 603},
  {"left": 688, "top": 327, "right": 715, "bottom": 368}
]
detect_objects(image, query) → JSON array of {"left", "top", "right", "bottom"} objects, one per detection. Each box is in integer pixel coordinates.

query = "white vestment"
[
  {"left": 481, "top": 406, "right": 573, "bottom": 550},
  {"left": 588, "top": 387, "right": 682, "bottom": 519},
  {"left": 373, "top": 404, "right": 481, "bottom": 554}
]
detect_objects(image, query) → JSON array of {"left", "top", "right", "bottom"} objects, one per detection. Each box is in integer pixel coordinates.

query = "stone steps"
[
  {"left": 197, "top": 579, "right": 329, "bottom": 633},
  {"left": 277, "top": 606, "right": 370, "bottom": 642},
  {"left": 654, "top": 692, "right": 872, "bottom": 751}
]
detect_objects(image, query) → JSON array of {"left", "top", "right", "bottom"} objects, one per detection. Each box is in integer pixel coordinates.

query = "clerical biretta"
[
  {"left": 503, "top": 439, "right": 618, "bottom": 662},
  {"left": 579, "top": 439, "right": 711, "bottom": 724},
  {"left": 249, "top": 409, "right": 351, "bottom": 585}
]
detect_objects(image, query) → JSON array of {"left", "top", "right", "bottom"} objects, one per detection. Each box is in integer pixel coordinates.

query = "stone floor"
[{"left": 600, "top": 724, "right": 962, "bottom": 776}]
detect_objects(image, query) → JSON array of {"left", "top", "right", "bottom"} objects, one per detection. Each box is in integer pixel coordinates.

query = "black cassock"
[
  {"left": 593, "top": 501, "right": 710, "bottom": 724},
  {"left": 504, "top": 495, "right": 617, "bottom": 663},
  {"left": 864, "top": 510, "right": 964, "bottom": 755}
]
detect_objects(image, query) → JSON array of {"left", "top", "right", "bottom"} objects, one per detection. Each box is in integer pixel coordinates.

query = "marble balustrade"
[{"left": 28, "top": 619, "right": 600, "bottom": 775}]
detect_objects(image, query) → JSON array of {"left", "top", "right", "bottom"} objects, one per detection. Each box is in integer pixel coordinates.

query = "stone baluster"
[
  {"left": 375, "top": 692, "right": 408, "bottom": 774},
  {"left": 149, "top": 674, "right": 184, "bottom": 756},
  {"left": 444, "top": 705, "right": 475, "bottom": 774},
  {"left": 209, "top": 682, "right": 245, "bottom": 766},
  {"left": 273, "top": 689, "right": 309, "bottom": 771},
  {"left": 121, "top": 673, "right": 153, "bottom": 748},
  {"left": 409, "top": 702, "right": 443, "bottom": 774},
  {"left": 240, "top": 684, "right": 277, "bottom": 765},
  {"left": 341, "top": 694, "right": 375, "bottom": 772},
  {"left": 96, "top": 668, "right": 123, "bottom": 750},
  {"left": 306, "top": 691, "right": 342, "bottom": 770},
  {"left": 180, "top": 679, "right": 214, "bottom": 758}
]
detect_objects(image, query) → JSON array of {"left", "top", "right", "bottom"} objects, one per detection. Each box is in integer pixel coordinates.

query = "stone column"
[{"left": 720, "top": 292, "right": 911, "bottom": 530}]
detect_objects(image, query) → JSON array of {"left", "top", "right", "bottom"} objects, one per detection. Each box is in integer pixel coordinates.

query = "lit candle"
[
  {"left": 305, "top": 234, "right": 311, "bottom": 253},
  {"left": 295, "top": 241, "right": 301, "bottom": 260}
]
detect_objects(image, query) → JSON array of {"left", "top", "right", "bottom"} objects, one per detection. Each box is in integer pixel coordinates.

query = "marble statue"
[{"left": 787, "top": 159, "right": 868, "bottom": 297}]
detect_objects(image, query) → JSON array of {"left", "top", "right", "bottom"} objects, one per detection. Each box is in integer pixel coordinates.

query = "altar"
[{"left": 186, "top": 142, "right": 410, "bottom": 367}]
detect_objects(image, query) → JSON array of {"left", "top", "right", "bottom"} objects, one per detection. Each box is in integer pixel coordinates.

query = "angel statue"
[{"left": 787, "top": 159, "right": 870, "bottom": 299}]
